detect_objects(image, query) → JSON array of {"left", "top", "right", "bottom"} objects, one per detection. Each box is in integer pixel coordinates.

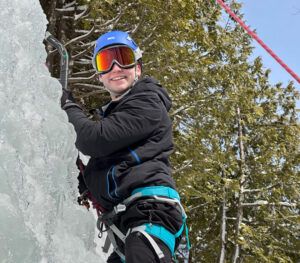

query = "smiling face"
[{"left": 99, "top": 63, "right": 141, "bottom": 101}]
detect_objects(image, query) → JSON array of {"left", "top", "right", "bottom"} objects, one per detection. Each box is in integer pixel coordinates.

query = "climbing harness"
[{"left": 96, "top": 186, "right": 191, "bottom": 262}]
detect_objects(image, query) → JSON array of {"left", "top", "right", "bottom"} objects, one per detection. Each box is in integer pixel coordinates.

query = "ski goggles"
[{"left": 94, "top": 45, "right": 136, "bottom": 73}]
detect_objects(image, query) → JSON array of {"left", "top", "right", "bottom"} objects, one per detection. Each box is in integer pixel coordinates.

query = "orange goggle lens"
[{"left": 95, "top": 46, "right": 136, "bottom": 73}]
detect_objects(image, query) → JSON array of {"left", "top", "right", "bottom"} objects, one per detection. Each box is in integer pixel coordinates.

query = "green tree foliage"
[{"left": 41, "top": 0, "right": 300, "bottom": 261}]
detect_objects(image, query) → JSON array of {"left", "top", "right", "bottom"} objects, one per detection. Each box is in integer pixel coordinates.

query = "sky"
[{"left": 236, "top": 0, "right": 300, "bottom": 108}]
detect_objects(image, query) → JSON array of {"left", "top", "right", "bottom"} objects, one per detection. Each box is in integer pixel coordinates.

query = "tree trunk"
[
  {"left": 219, "top": 171, "right": 227, "bottom": 263},
  {"left": 232, "top": 107, "right": 247, "bottom": 263}
]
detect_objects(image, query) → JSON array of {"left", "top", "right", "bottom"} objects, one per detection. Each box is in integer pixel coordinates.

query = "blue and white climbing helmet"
[{"left": 93, "top": 30, "right": 143, "bottom": 73}]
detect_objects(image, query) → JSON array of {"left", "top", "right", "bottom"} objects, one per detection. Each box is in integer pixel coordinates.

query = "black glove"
[
  {"left": 61, "top": 89, "right": 81, "bottom": 110},
  {"left": 77, "top": 172, "right": 88, "bottom": 195}
]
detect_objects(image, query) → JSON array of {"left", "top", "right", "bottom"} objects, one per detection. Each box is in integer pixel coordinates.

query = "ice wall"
[{"left": 0, "top": 0, "right": 104, "bottom": 262}]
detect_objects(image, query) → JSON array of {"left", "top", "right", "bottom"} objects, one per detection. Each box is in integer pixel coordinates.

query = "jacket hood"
[{"left": 130, "top": 77, "right": 172, "bottom": 111}]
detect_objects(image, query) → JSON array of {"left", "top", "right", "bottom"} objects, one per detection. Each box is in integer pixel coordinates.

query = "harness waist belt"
[{"left": 132, "top": 186, "right": 181, "bottom": 201}]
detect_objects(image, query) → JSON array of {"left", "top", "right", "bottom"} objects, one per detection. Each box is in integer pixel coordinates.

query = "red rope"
[{"left": 216, "top": 0, "right": 300, "bottom": 84}]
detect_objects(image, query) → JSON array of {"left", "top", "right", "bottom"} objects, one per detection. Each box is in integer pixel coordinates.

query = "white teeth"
[{"left": 111, "top": 76, "right": 125, "bottom": 81}]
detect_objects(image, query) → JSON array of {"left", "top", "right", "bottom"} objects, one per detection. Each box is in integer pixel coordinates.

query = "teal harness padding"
[
  {"left": 144, "top": 223, "right": 176, "bottom": 255},
  {"left": 132, "top": 185, "right": 181, "bottom": 201},
  {"left": 131, "top": 186, "right": 190, "bottom": 255}
]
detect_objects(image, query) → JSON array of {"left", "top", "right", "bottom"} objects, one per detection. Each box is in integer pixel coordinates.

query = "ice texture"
[{"left": 0, "top": 0, "right": 105, "bottom": 262}]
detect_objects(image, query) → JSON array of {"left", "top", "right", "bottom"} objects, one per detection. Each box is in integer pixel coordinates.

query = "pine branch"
[{"left": 273, "top": 246, "right": 300, "bottom": 256}]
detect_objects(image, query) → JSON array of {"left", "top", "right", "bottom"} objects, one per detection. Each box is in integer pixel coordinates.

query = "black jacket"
[{"left": 65, "top": 77, "right": 176, "bottom": 211}]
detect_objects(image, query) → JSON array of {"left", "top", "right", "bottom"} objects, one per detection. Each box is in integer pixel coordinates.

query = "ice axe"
[
  {"left": 44, "top": 32, "right": 104, "bottom": 212},
  {"left": 44, "top": 32, "right": 69, "bottom": 91}
]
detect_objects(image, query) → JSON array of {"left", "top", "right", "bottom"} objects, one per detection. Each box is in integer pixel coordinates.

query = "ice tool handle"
[{"left": 45, "top": 32, "right": 69, "bottom": 91}]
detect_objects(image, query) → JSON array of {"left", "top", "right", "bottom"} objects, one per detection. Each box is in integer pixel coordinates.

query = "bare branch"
[
  {"left": 72, "top": 69, "right": 95, "bottom": 77},
  {"left": 226, "top": 217, "right": 237, "bottom": 220},
  {"left": 63, "top": 0, "right": 76, "bottom": 9},
  {"left": 73, "top": 59, "right": 92, "bottom": 66},
  {"left": 48, "top": 34, "right": 94, "bottom": 58},
  {"left": 60, "top": 15, "right": 74, "bottom": 21},
  {"left": 65, "top": 26, "right": 95, "bottom": 47},
  {"left": 72, "top": 46, "right": 93, "bottom": 60},
  {"left": 242, "top": 201, "right": 297, "bottom": 208},
  {"left": 242, "top": 183, "right": 281, "bottom": 194},
  {"left": 75, "top": 29, "right": 91, "bottom": 34},
  {"left": 75, "top": 6, "right": 89, "bottom": 21},
  {"left": 170, "top": 105, "right": 196, "bottom": 117},
  {"left": 78, "top": 89, "right": 107, "bottom": 98},
  {"left": 130, "top": 7, "right": 147, "bottom": 35},
  {"left": 172, "top": 159, "right": 193, "bottom": 174},
  {"left": 130, "top": 22, "right": 141, "bottom": 34},
  {"left": 72, "top": 83, "right": 104, "bottom": 90},
  {"left": 69, "top": 74, "right": 97, "bottom": 83},
  {"left": 93, "top": 8, "right": 124, "bottom": 27},
  {"left": 72, "top": 41, "right": 95, "bottom": 51},
  {"left": 189, "top": 202, "right": 209, "bottom": 211},
  {"left": 56, "top": 5, "right": 88, "bottom": 13}
]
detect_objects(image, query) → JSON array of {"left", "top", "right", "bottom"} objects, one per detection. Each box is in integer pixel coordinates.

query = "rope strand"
[{"left": 216, "top": 0, "right": 300, "bottom": 84}]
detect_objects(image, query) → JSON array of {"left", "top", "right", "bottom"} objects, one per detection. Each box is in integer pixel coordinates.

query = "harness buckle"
[{"left": 114, "top": 203, "right": 126, "bottom": 214}]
